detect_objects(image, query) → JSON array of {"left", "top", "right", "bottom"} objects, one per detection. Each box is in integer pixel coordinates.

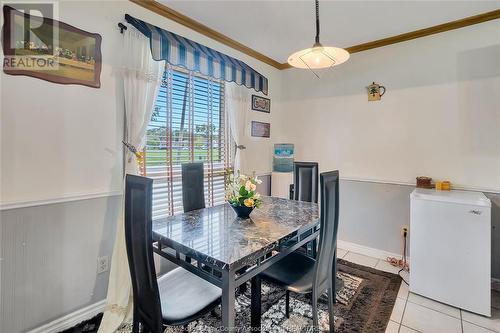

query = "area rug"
[{"left": 61, "top": 259, "right": 401, "bottom": 333}]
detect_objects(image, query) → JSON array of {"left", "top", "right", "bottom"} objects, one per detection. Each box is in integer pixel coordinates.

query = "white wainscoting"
[{"left": 0, "top": 195, "right": 121, "bottom": 333}]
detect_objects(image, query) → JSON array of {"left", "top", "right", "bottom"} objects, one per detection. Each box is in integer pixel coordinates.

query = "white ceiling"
[{"left": 161, "top": 0, "right": 500, "bottom": 63}]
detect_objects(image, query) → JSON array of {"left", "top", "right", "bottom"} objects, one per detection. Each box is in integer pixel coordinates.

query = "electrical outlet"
[
  {"left": 97, "top": 256, "right": 109, "bottom": 274},
  {"left": 401, "top": 225, "right": 409, "bottom": 237}
]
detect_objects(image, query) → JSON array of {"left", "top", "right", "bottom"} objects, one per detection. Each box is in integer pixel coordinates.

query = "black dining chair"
[
  {"left": 125, "top": 174, "right": 221, "bottom": 333},
  {"left": 182, "top": 162, "right": 206, "bottom": 213},
  {"left": 261, "top": 170, "right": 340, "bottom": 332},
  {"left": 289, "top": 162, "right": 319, "bottom": 258},
  {"left": 289, "top": 162, "right": 319, "bottom": 203}
]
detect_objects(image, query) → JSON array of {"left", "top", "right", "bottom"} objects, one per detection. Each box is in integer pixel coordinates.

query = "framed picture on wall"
[
  {"left": 2, "top": 5, "right": 102, "bottom": 88},
  {"left": 251, "top": 94, "right": 271, "bottom": 113},
  {"left": 273, "top": 143, "right": 294, "bottom": 172},
  {"left": 251, "top": 121, "right": 270, "bottom": 138}
]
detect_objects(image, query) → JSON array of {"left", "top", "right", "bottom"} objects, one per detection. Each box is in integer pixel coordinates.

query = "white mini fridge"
[{"left": 410, "top": 188, "right": 491, "bottom": 316}]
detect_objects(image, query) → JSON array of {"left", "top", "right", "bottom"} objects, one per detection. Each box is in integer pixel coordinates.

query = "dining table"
[{"left": 152, "top": 196, "right": 320, "bottom": 332}]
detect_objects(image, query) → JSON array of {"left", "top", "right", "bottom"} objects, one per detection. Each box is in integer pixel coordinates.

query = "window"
[{"left": 144, "top": 65, "right": 230, "bottom": 218}]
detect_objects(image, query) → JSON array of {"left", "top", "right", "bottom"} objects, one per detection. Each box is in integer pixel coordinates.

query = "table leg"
[
  {"left": 221, "top": 272, "right": 236, "bottom": 332},
  {"left": 311, "top": 238, "right": 318, "bottom": 258},
  {"left": 251, "top": 275, "right": 262, "bottom": 331}
]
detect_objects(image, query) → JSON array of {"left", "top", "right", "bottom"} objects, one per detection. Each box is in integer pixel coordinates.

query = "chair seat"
[
  {"left": 261, "top": 251, "right": 316, "bottom": 293},
  {"left": 158, "top": 267, "right": 222, "bottom": 325}
]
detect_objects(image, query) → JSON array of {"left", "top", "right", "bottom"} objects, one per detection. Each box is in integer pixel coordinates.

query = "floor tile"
[
  {"left": 398, "top": 282, "right": 410, "bottom": 300},
  {"left": 463, "top": 321, "right": 497, "bottom": 333},
  {"left": 492, "top": 290, "right": 500, "bottom": 310},
  {"left": 462, "top": 308, "right": 500, "bottom": 332},
  {"left": 390, "top": 297, "right": 407, "bottom": 323},
  {"left": 375, "top": 259, "right": 403, "bottom": 274},
  {"left": 385, "top": 320, "right": 400, "bottom": 333},
  {"left": 343, "top": 252, "right": 378, "bottom": 268},
  {"left": 402, "top": 301, "right": 462, "bottom": 333},
  {"left": 337, "top": 248, "right": 348, "bottom": 259},
  {"left": 399, "top": 325, "right": 421, "bottom": 333},
  {"left": 408, "top": 293, "right": 461, "bottom": 318},
  {"left": 400, "top": 269, "right": 410, "bottom": 282}
]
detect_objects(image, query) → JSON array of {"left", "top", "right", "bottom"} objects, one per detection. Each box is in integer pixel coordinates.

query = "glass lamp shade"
[{"left": 288, "top": 45, "right": 350, "bottom": 69}]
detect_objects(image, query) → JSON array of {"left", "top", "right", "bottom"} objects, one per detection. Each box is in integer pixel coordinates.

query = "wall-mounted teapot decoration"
[{"left": 367, "top": 82, "right": 386, "bottom": 101}]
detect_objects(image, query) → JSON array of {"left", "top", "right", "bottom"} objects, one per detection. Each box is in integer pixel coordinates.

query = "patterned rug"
[{"left": 63, "top": 259, "right": 401, "bottom": 333}]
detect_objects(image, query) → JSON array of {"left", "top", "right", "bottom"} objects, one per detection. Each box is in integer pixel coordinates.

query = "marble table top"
[{"left": 152, "top": 196, "right": 319, "bottom": 270}]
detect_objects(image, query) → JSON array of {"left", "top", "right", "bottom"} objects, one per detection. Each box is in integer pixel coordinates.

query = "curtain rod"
[{"left": 118, "top": 22, "right": 127, "bottom": 34}]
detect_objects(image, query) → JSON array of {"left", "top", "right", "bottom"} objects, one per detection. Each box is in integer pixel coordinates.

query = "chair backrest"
[
  {"left": 124, "top": 174, "right": 163, "bottom": 333},
  {"left": 182, "top": 162, "right": 206, "bottom": 212},
  {"left": 293, "top": 162, "right": 319, "bottom": 203},
  {"left": 313, "top": 170, "right": 340, "bottom": 293}
]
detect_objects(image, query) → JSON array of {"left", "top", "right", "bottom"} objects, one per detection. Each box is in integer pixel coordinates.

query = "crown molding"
[
  {"left": 129, "top": 0, "right": 283, "bottom": 69},
  {"left": 280, "top": 9, "right": 500, "bottom": 69},
  {"left": 130, "top": 1, "right": 500, "bottom": 71}
]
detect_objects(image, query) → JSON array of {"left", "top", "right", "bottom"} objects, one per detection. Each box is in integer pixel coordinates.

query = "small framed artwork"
[
  {"left": 251, "top": 94, "right": 271, "bottom": 113},
  {"left": 251, "top": 121, "right": 270, "bottom": 138},
  {"left": 273, "top": 144, "right": 294, "bottom": 172},
  {"left": 2, "top": 5, "right": 102, "bottom": 88}
]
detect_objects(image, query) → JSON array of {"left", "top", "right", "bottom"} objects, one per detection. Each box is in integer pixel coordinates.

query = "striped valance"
[{"left": 125, "top": 14, "right": 269, "bottom": 95}]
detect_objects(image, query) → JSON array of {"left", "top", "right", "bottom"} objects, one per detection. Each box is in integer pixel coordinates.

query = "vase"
[{"left": 229, "top": 203, "right": 254, "bottom": 218}]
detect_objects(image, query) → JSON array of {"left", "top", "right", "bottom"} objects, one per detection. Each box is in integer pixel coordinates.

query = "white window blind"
[{"left": 144, "top": 65, "right": 230, "bottom": 218}]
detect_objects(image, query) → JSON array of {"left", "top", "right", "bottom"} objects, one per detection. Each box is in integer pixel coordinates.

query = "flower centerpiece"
[{"left": 226, "top": 170, "right": 263, "bottom": 218}]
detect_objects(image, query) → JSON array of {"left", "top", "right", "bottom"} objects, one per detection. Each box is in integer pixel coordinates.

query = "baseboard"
[
  {"left": 337, "top": 240, "right": 500, "bottom": 289},
  {"left": 26, "top": 300, "right": 106, "bottom": 333},
  {"left": 337, "top": 239, "right": 410, "bottom": 263}
]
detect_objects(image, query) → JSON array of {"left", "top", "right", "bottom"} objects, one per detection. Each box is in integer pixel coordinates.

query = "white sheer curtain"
[
  {"left": 98, "top": 25, "right": 165, "bottom": 333},
  {"left": 225, "top": 82, "right": 249, "bottom": 173}
]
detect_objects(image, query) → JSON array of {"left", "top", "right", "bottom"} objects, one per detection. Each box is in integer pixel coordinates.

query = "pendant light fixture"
[{"left": 288, "top": 0, "right": 349, "bottom": 72}]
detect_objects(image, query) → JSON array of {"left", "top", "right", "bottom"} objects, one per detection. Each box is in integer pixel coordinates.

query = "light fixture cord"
[{"left": 315, "top": 0, "right": 320, "bottom": 44}]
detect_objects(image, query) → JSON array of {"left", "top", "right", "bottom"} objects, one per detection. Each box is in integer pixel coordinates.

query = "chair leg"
[
  {"left": 333, "top": 250, "right": 338, "bottom": 304},
  {"left": 285, "top": 290, "right": 290, "bottom": 318},
  {"left": 311, "top": 293, "right": 319, "bottom": 331},
  {"left": 239, "top": 282, "right": 248, "bottom": 294},
  {"left": 132, "top": 320, "right": 139, "bottom": 333},
  {"left": 328, "top": 287, "right": 335, "bottom": 332},
  {"left": 132, "top": 308, "right": 140, "bottom": 333},
  {"left": 251, "top": 275, "right": 262, "bottom": 330}
]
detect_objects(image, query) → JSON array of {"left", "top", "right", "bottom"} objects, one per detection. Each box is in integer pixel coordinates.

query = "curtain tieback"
[
  {"left": 235, "top": 144, "right": 246, "bottom": 150},
  {"left": 122, "top": 141, "right": 138, "bottom": 154},
  {"left": 122, "top": 141, "right": 143, "bottom": 163}
]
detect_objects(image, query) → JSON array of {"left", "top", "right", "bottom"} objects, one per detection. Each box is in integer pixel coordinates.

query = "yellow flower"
[{"left": 244, "top": 198, "right": 254, "bottom": 207}]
